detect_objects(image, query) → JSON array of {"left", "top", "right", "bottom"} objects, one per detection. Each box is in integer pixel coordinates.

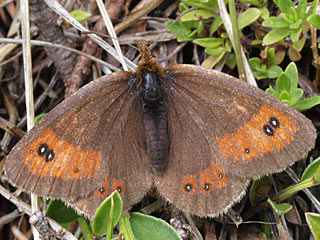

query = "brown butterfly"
[{"left": 4, "top": 45, "right": 316, "bottom": 218}]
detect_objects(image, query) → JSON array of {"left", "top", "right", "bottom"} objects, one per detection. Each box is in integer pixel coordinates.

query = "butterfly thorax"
[{"left": 136, "top": 53, "right": 169, "bottom": 175}]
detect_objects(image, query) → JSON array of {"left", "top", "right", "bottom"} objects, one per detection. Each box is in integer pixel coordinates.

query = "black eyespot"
[
  {"left": 269, "top": 117, "right": 280, "bottom": 129},
  {"left": 218, "top": 173, "right": 223, "bottom": 179},
  {"left": 204, "top": 183, "right": 211, "bottom": 191},
  {"left": 46, "top": 150, "right": 55, "bottom": 162},
  {"left": 99, "top": 187, "right": 105, "bottom": 194},
  {"left": 245, "top": 148, "right": 250, "bottom": 153},
  {"left": 184, "top": 183, "right": 193, "bottom": 192},
  {"left": 38, "top": 144, "right": 48, "bottom": 156},
  {"left": 74, "top": 168, "right": 79, "bottom": 173},
  {"left": 117, "top": 186, "right": 122, "bottom": 193},
  {"left": 263, "top": 124, "right": 274, "bottom": 136}
]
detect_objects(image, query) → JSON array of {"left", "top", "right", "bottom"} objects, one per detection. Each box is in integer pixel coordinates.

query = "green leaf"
[
  {"left": 193, "top": 38, "right": 224, "bottom": 48},
  {"left": 46, "top": 200, "right": 79, "bottom": 225},
  {"left": 226, "top": 53, "right": 237, "bottom": 69},
  {"left": 267, "top": 65, "right": 283, "bottom": 78},
  {"left": 306, "top": 0, "right": 319, "bottom": 19},
  {"left": 283, "top": 13, "right": 294, "bottom": 24},
  {"left": 267, "top": 199, "right": 293, "bottom": 215},
  {"left": 276, "top": 73, "right": 291, "bottom": 93},
  {"left": 263, "top": 28, "right": 291, "bottom": 45},
  {"left": 289, "top": 88, "right": 304, "bottom": 106},
  {"left": 305, "top": 212, "right": 320, "bottom": 240},
  {"left": 249, "top": 175, "right": 272, "bottom": 205},
  {"left": 179, "top": 2, "right": 189, "bottom": 13},
  {"left": 205, "top": 47, "right": 225, "bottom": 56},
  {"left": 260, "top": 6, "right": 269, "bottom": 20},
  {"left": 35, "top": 113, "right": 47, "bottom": 124},
  {"left": 181, "top": 0, "right": 217, "bottom": 10},
  {"left": 119, "top": 214, "right": 135, "bottom": 240},
  {"left": 290, "top": 6, "right": 299, "bottom": 21},
  {"left": 290, "top": 27, "right": 302, "bottom": 42},
  {"left": 260, "top": 213, "right": 272, "bottom": 238},
  {"left": 301, "top": 157, "right": 320, "bottom": 181},
  {"left": 266, "top": 87, "right": 279, "bottom": 98},
  {"left": 284, "top": 62, "right": 298, "bottom": 90},
  {"left": 279, "top": 91, "right": 290, "bottom": 103},
  {"left": 249, "top": 57, "right": 261, "bottom": 69},
  {"left": 181, "top": 9, "right": 216, "bottom": 21},
  {"left": 238, "top": 8, "right": 262, "bottom": 29},
  {"left": 308, "top": 14, "right": 320, "bottom": 30},
  {"left": 201, "top": 52, "right": 225, "bottom": 68},
  {"left": 251, "top": 39, "right": 263, "bottom": 45},
  {"left": 292, "top": 96, "right": 320, "bottom": 111},
  {"left": 165, "top": 20, "right": 199, "bottom": 41},
  {"left": 297, "top": 0, "right": 307, "bottom": 19},
  {"left": 262, "top": 17, "right": 291, "bottom": 28},
  {"left": 130, "top": 213, "right": 182, "bottom": 240},
  {"left": 278, "top": 0, "right": 294, "bottom": 14},
  {"left": 92, "top": 191, "right": 122, "bottom": 236},
  {"left": 70, "top": 10, "right": 91, "bottom": 23},
  {"left": 210, "top": 16, "right": 223, "bottom": 35},
  {"left": 77, "top": 217, "right": 93, "bottom": 240},
  {"left": 239, "top": 0, "right": 262, "bottom": 6},
  {"left": 289, "top": 19, "right": 302, "bottom": 29},
  {"left": 276, "top": 177, "right": 320, "bottom": 202},
  {"left": 197, "top": 20, "right": 204, "bottom": 36},
  {"left": 249, "top": 57, "right": 279, "bottom": 80},
  {"left": 292, "top": 38, "right": 306, "bottom": 51},
  {"left": 267, "top": 47, "right": 275, "bottom": 65},
  {"left": 188, "top": 29, "right": 198, "bottom": 39}
]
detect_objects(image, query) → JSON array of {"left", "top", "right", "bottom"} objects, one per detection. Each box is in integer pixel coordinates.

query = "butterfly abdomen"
[
  {"left": 143, "top": 103, "right": 169, "bottom": 174},
  {"left": 139, "top": 69, "right": 169, "bottom": 175}
]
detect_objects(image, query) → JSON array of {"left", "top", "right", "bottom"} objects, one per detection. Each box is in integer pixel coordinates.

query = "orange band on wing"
[
  {"left": 23, "top": 128, "right": 51, "bottom": 167},
  {"left": 263, "top": 104, "right": 297, "bottom": 139},
  {"left": 23, "top": 128, "right": 102, "bottom": 180},
  {"left": 211, "top": 163, "right": 227, "bottom": 188},
  {"left": 199, "top": 168, "right": 215, "bottom": 194},
  {"left": 112, "top": 178, "right": 126, "bottom": 195},
  {"left": 94, "top": 176, "right": 109, "bottom": 198},
  {"left": 216, "top": 134, "right": 241, "bottom": 160},
  {"left": 181, "top": 174, "right": 197, "bottom": 194},
  {"left": 216, "top": 104, "right": 297, "bottom": 161}
]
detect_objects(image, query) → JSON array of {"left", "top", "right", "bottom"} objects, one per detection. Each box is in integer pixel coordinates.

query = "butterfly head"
[{"left": 136, "top": 45, "right": 165, "bottom": 103}]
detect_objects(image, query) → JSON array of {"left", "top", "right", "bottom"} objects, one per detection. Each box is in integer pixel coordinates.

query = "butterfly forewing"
[
  {"left": 164, "top": 65, "right": 316, "bottom": 178},
  {"left": 4, "top": 72, "right": 151, "bottom": 201}
]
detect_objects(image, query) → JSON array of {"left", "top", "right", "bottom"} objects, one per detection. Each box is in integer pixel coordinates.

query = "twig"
[
  {"left": 20, "top": 0, "right": 40, "bottom": 239},
  {"left": 44, "top": 0, "right": 136, "bottom": 71},
  {"left": 0, "top": 38, "right": 121, "bottom": 71},
  {"left": 0, "top": 185, "right": 77, "bottom": 240}
]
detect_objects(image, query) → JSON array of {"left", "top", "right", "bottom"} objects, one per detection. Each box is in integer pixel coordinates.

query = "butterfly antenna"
[{"left": 139, "top": 44, "right": 152, "bottom": 61}]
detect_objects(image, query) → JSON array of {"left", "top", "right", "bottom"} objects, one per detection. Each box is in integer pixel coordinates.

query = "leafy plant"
[
  {"left": 45, "top": 191, "right": 181, "bottom": 240},
  {"left": 266, "top": 62, "right": 320, "bottom": 110},
  {"left": 166, "top": 0, "right": 266, "bottom": 68},
  {"left": 70, "top": 10, "right": 91, "bottom": 23},
  {"left": 262, "top": 0, "right": 319, "bottom": 45},
  {"left": 305, "top": 212, "right": 320, "bottom": 240},
  {"left": 249, "top": 47, "right": 283, "bottom": 79}
]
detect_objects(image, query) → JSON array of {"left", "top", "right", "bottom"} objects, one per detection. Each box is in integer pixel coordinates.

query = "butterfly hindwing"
[
  {"left": 70, "top": 93, "right": 152, "bottom": 218},
  {"left": 154, "top": 85, "right": 250, "bottom": 216}
]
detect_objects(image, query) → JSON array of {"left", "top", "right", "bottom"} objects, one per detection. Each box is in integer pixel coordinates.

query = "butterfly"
[{"left": 4, "top": 45, "right": 316, "bottom": 218}]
